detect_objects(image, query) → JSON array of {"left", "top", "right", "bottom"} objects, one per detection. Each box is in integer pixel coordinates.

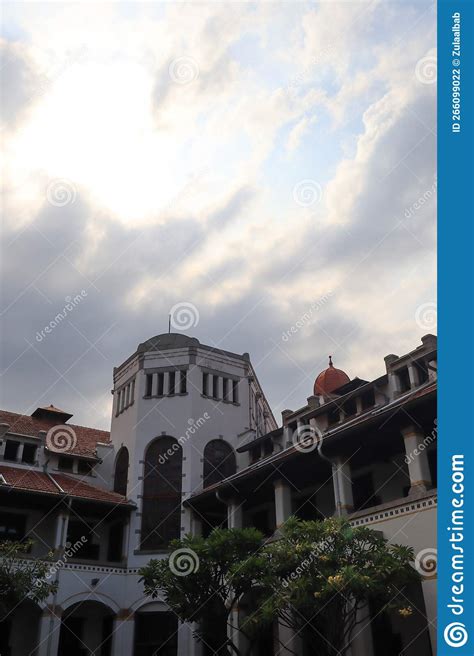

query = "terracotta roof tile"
[
  {"left": 0, "top": 464, "right": 130, "bottom": 506},
  {"left": 0, "top": 409, "right": 110, "bottom": 458}
]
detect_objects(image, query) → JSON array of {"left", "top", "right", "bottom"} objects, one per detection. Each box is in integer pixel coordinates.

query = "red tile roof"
[
  {"left": 0, "top": 409, "right": 110, "bottom": 458},
  {"left": 0, "top": 465, "right": 130, "bottom": 506}
]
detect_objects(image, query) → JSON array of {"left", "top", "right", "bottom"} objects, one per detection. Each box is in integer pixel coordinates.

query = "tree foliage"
[
  {"left": 140, "top": 518, "right": 421, "bottom": 656},
  {"left": 0, "top": 540, "right": 58, "bottom": 620}
]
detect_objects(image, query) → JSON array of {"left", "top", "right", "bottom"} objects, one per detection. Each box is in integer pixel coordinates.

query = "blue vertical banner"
[{"left": 438, "top": 0, "right": 474, "bottom": 654}]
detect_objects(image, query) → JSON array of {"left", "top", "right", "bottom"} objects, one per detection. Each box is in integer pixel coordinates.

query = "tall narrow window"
[
  {"left": 180, "top": 370, "right": 187, "bottom": 394},
  {"left": 130, "top": 379, "right": 135, "bottom": 403},
  {"left": 168, "top": 371, "right": 176, "bottom": 395},
  {"left": 232, "top": 379, "right": 239, "bottom": 403},
  {"left": 145, "top": 374, "right": 153, "bottom": 397},
  {"left": 202, "top": 372, "right": 209, "bottom": 395},
  {"left": 222, "top": 378, "right": 229, "bottom": 401},
  {"left": 203, "top": 440, "right": 236, "bottom": 488},
  {"left": 113, "top": 447, "right": 129, "bottom": 495},
  {"left": 212, "top": 375, "right": 219, "bottom": 399},
  {"left": 157, "top": 372, "right": 164, "bottom": 396},
  {"left": 141, "top": 437, "right": 183, "bottom": 550}
]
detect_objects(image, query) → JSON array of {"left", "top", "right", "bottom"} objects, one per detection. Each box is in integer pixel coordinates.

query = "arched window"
[
  {"left": 113, "top": 447, "right": 129, "bottom": 495},
  {"left": 141, "top": 437, "right": 182, "bottom": 550},
  {"left": 203, "top": 440, "right": 236, "bottom": 488}
]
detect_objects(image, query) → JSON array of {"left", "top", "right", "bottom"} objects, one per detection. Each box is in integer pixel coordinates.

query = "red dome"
[{"left": 314, "top": 356, "right": 350, "bottom": 396}]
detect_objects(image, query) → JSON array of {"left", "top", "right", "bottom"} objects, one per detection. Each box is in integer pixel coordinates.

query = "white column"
[
  {"left": 227, "top": 498, "right": 243, "bottom": 529},
  {"left": 422, "top": 579, "right": 437, "bottom": 655},
  {"left": 37, "top": 608, "right": 62, "bottom": 656},
  {"left": 350, "top": 604, "right": 374, "bottom": 656},
  {"left": 151, "top": 373, "right": 159, "bottom": 396},
  {"left": 274, "top": 479, "right": 292, "bottom": 528},
  {"left": 408, "top": 364, "right": 419, "bottom": 388},
  {"left": 111, "top": 613, "right": 135, "bottom": 656},
  {"left": 276, "top": 620, "right": 298, "bottom": 655},
  {"left": 332, "top": 458, "right": 354, "bottom": 515},
  {"left": 53, "top": 511, "right": 69, "bottom": 552},
  {"left": 402, "top": 425, "right": 432, "bottom": 494},
  {"left": 227, "top": 608, "right": 244, "bottom": 654}
]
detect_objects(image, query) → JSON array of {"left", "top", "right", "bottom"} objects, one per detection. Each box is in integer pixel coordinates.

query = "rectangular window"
[
  {"left": 157, "top": 372, "right": 164, "bottom": 396},
  {"left": 168, "top": 371, "right": 176, "bottom": 395},
  {"left": 145, "top": 374, "right": 153, "bottom": 397},
  {"left": 21, "top": 443, "right": 37, "bottom": 464},
  {"left": 398, "top": 367, "right": 411, "bottom": 392},
  {"left": 361, "top": 389, "right": 375, "bottom": 410},
  {"left": 212, "top": 375, "right": 219, "bottom": 399},
  {"left": 222, "top": 378, "right": 229, "bottom": 401},
  {"left": 58, "top": 456, "right": 74, "bottom": 472},
  {"left": 328, "top": 407, "right": 340, "bottom": 425},
  {"left": 4, "top": 440, "right": 20, "bottom": 461},
  {"left": 232, "top": 379, "right": 239, "bottom": 403},
  {"left": 125, "top": 385, "right": 130, "bottom": 407},
  {"left": 77, "top": 460, "right": 93, "bottom": 475},
  {"left": 180, "top": 370, "right": 187, "bottom": 394},
  {"left": 342, "top": 398, "right": 357, "bottom": 417},
  {"left": 0, "top": 512, "right": 26, "bottom": 542},
  {"left": 202, "top": 372, "right": 209, "bottom": 395},
  {"left": 130, "top": 379, "right": 135, "bottom": 403}
]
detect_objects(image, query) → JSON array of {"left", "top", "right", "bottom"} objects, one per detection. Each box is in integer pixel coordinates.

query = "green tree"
[
  {"left": 253, "top": 517, "right": 421, "bottom": 656},
  {"left": 0, "top": 540, "right": 58, "bottom": 620},
  {"left": 139, "top": 528, "right": 268, "bottom": 655}
]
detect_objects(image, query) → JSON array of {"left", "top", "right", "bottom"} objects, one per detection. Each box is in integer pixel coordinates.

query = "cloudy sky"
[{"left": 0, "top": 1, "right": 436, "bottom": 429}]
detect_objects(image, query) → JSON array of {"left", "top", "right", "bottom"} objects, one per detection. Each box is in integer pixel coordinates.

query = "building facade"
[{"left": 0, "top": 332, "right": 437, "bottom": 655}]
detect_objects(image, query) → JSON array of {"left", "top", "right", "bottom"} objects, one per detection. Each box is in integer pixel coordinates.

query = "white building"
[{"left": 0, "top": 332, "right": 437, "bottom": 655}]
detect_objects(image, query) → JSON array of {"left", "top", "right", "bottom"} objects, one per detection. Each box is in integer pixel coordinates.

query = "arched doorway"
[
  {"left": 134, "top": 603, "right": 178, "bottom": 656},
  {"left": 0, "top": 599, "right": 41, "bottom": 656},
  {"left": 58, "top": 600, "right": 115, "bottom": 656},
  {"left": 141, "top": 436, "right": 183, "bottom": 550},
  {"left": 203, "top": 440, "right": 236, "bottom": 488},
  {"left": 113, "top": 447, "right": 129, "bottom": 495}
]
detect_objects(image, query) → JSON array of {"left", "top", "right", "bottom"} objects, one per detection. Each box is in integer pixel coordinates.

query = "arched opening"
[
  {"left": 0, "top": 599, "right": 41, "bottom": 656},
  {"left": 58, "top": 600, "right": 115, "bottom": 656},
  {"left": 203, "top": 440, "right": 236, "bottom": 488},
  {"left": 141, "top": 436, "right": 183, "bottom": 550},
  {"left": 134, "top": 603, "right": 178, "bottom": 656},
  {"left": 113, "top": 446, "right": 129, "bottom": 495}
]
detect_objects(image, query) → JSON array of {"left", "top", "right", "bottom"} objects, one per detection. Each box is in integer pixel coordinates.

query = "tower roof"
[{"left": 313, "top": 356, "right": 350, "bottom": 396}]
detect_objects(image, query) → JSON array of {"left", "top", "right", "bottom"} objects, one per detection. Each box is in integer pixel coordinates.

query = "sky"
[{"left": 0, "top": 1, "right": 437, "bottom": 430}]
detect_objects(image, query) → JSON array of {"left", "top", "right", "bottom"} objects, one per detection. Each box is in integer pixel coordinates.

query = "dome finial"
[{"left": 328, "top": 355, "right": 333, "bottom": 367}]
